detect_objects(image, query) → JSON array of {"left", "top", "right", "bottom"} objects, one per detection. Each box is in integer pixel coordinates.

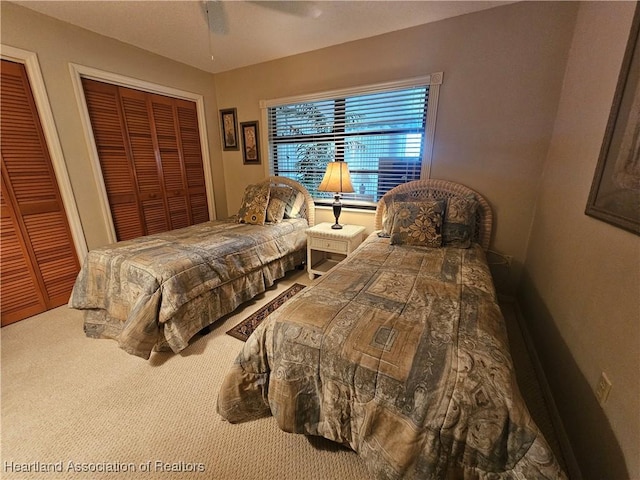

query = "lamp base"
[{"left": 332, "top": 195, "right": 343, "bottom": 229}]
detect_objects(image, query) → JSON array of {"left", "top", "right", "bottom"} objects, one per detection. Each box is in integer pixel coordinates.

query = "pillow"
[
  {"left": 389, "top": 199, "right": 445, "bottom": 247},
  {"left": 266, "top": 198, "right": 287, "bottom": 223},
  {"left": 379, "top": 192, "right": 413, "bottom": 237},
  {"left": 442, "top": 195, "right": 478, "bottom": 248},
  {"left": 285, "top": 191, "right": 305, "bottom": 219},
  {"left": 379, "top": 198, "right": 395, "bottom": 237},
  {"left": 266, "top": 186, "right": 293, "bottom": 223},
  {"left": 237, "top": 183, "right": 270, "bottom": 225}
]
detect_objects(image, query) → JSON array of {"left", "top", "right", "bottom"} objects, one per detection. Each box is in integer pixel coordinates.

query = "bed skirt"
[{"left": 82, "top": 249, "right": 306, "bottom": 357}]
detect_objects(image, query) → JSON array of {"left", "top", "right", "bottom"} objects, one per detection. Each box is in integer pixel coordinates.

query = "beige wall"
[
  {"left": 214, "top": 1, "right": 578, "bottom": 292},
  {"left": 1, "top": 2, "right": 227, "bottom": 250},
  {"left": 520, "top": 2, "right": 639, "bottom": 478}
]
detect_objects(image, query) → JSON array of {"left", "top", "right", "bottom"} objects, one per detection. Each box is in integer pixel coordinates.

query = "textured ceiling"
[{"left": 15, "top": 1, "right": 513, "bottom": 74}]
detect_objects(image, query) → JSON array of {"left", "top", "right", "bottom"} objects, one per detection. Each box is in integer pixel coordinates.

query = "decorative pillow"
[
  {"left": 443, "top": 195, "right": 478, "bottom": 248},
  {"left": 266, "top": 198, "right": 287, "bottom": 223},
  {"left": 389, "top": 199, "right": 445, "bottom": 247},
  {"left": 285, "top": 191, "right": 305, "bottom": 219},
  {"left": 237, "top": 183, "right": 270, "bottom": 225},
  {"left": 266, "top": 186, "right": 294, "bottom": 223},
  {"left": 379, "top": 192, "right": 413, "bottom": 237},
  {"left": 379, "top": 198, "right": 395, "bottom": 237}
]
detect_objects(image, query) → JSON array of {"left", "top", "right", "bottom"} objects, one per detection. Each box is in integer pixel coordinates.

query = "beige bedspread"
[
  {"left": 69, "top": 217, "right": 307, "bottom": 359},
  {"left": 217, "top": 234, "right": 567, "bottom": 479}
]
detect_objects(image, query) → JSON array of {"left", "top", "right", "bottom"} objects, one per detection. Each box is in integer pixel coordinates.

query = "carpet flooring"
[{"left": 0, "top": 268, "right": 568, "bottom": 479}]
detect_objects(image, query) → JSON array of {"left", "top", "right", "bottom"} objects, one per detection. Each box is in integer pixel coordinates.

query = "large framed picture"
[
  {"left": 219, "top": 108, "right": 239, "bottom": 151},
  {"left": 241, "top": 120, "right": 260, "bottom": 165},
  {"left": 586, "top": 5, "right": 640, "bottom": 235}
]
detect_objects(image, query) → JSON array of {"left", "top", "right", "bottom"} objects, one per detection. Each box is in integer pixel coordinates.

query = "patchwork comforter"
[
  {"left": 69, "top": 217, "right": 307, "bottom": 359},
  {"left": 217, "top": 234, "right": 567, "bottom": 479}
]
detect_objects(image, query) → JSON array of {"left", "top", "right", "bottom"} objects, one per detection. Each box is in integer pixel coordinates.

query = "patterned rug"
[{"left": 226, "top": 283, "right": 306, "bottom": 341}]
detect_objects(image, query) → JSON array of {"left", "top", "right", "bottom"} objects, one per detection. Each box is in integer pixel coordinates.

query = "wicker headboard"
[
  {"left": 374, "top": 179, "right": 493, "bottom": 251},
  {"left": 257, "top": 176, "right": 315, "bottom": 226}
]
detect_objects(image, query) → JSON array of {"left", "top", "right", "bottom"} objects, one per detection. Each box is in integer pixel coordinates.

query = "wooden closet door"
[
  {"left": 175, "top": 99, "right": 209, "bottom": 225},
  {"left": 150, "top": 94, "right": 191, "bottom": 230},
  {"left": 119, "top": 88, "right": 169, "bottom": 234},
  {"left": 81, "top": 79, "right": 145, "bottom": 240},
  {"left": 82, "top": 79, "right": 209, "bottom": 240},
  {"left": 0, "top": 60, "right": 81, "bottom": 326},
  {"left": 0, "top": 173, "right": 48, "bottom": 323}
]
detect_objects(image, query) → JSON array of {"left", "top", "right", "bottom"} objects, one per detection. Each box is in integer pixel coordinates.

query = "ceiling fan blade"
[
  {"left": 201, "top": 0, "right": 321, "bottom": 39},
  {"left": 202, "top": 0, "right": 229, "bottom": 35},
  {"left": 248, "top": 1, "right": 322, "bottom": 18}
]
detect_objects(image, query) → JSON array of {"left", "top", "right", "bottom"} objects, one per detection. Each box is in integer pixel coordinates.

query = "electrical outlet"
[
  {"left": 504, "top": 255, "right": 512, "bottom": 267},
  {"left": 595, "top": 372, "right": 612, "bottom": 405}
]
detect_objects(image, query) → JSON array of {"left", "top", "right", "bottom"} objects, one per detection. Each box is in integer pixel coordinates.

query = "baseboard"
[{"left": 511, "top": 300, "right": 583, "bottom": 480}]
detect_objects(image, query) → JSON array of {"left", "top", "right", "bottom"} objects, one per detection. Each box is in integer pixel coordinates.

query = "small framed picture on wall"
[
  {"left": 219, "top": 108, "right": 239, "bottom": 151},
  {"left": 241, "top": 120, "right": 260, "bottom": 165}
]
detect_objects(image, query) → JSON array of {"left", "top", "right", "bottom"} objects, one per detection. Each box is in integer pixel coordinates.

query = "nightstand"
[{"left": 306, "top": 222, "right": 366, "bottom": 280}]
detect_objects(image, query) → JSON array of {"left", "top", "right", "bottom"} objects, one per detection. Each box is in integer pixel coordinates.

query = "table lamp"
[{"left": 318, "top": 161, "right": 354, "bottom": 229}]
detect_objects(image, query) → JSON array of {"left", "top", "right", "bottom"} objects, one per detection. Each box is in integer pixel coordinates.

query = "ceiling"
[{"left": 15, "top": 1, "right": 512, "bottom": 74}]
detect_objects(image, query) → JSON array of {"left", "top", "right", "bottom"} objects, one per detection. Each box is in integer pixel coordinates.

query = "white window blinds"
[{"left": 263, "top": 73, "right": 442, "bottom": 206}]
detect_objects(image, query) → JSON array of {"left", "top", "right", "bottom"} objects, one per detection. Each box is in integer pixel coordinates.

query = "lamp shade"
[{"left": 318, "top": 161, "right": 355, "bottom": 194}]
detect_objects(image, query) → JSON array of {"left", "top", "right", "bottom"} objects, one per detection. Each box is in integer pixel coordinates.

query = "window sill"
[{"left": 314, "top": 204, "right": 376, "bottom": 215}]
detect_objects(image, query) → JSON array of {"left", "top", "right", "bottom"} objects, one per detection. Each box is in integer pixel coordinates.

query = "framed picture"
[
  {"left": 219, "top": 108, "right": 239, "bottom": 151},
  {"left": 241, "top": 120, "right": 260, "bottom": 165},
  {"left": 586, "top": 5, "right": 640, "bottom": 235}
]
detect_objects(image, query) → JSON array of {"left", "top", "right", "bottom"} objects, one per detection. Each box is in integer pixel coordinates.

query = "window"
[{"left": 263, "top": 73, "right": 442, "bottom": 207}]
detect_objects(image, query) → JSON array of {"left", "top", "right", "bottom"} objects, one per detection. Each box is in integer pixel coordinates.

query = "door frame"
[
  {"left": 69, "top": 63, "right": 217, "bottom": 244},
  {"left": 1, "top": 45, "right": 89, "bottom": 261}
]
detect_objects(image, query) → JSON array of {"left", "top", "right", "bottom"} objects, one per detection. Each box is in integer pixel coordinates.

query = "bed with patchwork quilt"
[
  {"left": 69, "top": 176, "right": 314, "bottom": 359},
  {"left": 217, "top": 179, "right": 567, "bottom": 479}
]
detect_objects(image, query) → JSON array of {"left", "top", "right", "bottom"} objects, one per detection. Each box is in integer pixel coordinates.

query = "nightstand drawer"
[{"left": 310, "top": 236, "right": 349, "bottom": 254}]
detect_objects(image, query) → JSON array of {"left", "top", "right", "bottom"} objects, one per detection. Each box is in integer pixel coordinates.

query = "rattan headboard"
[
  {"left": 258, "top": 176, "right": 315, "bottom": 226},
  {"left": 374, "top": 179, "right": 493, "bottom": 251}
]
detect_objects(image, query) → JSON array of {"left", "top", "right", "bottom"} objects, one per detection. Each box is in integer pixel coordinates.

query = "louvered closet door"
[
  {"left": 82, "top": 79, "right": 209, "bottom": 241},
  {"left": 0, "top": 60, "right": 81, "bottom": 326},
  {"left": 120, "top": 88, "right": 169, "bottom": 234},
  {"left": 151, "top": 95, "right": 190, "bottom": 229},
  {"left": 82, "top": 80, "right": 144, "bottom": 240},
  {"left": 175, "top": 99, "right": 209, "bottom": 225}
]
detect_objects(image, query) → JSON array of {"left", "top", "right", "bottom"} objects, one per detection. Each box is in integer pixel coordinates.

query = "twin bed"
[
  {"left": 69, "top": 176, "right": 314, "bottom": 359},
  {"left": 217, "top": 179, "right": 567, "bottom": 479},
  {"left": 70, "top": 175, "right": 565, "bottom": 478}
]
